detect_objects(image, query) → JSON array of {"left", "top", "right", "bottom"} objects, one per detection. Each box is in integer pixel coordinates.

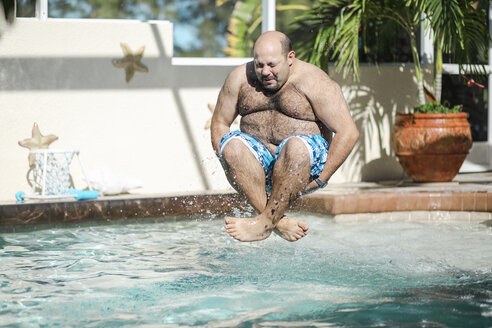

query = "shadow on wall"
[
  {"left": 336, "top": 65, "right": 431, "bottom": 182},
  {"left": 0, "top": 20, "right": 230, "bottom": 91},
  {"left": 0, "top": 58, "right": 230, "bottom": 91}
]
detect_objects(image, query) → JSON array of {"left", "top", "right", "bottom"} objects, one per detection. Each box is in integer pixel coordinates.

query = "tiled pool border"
[{"left": 0, "top": 190, "right": 490, "bottom": 227}]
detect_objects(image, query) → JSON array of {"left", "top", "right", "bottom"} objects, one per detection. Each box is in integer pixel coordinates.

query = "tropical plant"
[
  {"left": 217, "top": 0, "right": 313, "bottom": 57},
  {"left": 217, "top": 0, "right": 262, "bottom": 57},
  {"left": 290, "top": 0, "right": 490, "bottom": 109}
]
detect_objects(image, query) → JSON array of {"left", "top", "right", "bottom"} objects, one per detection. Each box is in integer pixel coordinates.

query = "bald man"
[{"left": 211, "top": 31, "right": 359, "bottom": 242}]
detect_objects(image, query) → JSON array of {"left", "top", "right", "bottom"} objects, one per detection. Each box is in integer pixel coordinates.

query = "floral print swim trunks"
[{"left": 219, "top": 130, "right": 329, "bottom": 193}]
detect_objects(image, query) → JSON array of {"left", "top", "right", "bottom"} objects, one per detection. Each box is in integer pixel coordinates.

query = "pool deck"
[{"left": 1, "top": 172, "right": 491, "bottom": 227}]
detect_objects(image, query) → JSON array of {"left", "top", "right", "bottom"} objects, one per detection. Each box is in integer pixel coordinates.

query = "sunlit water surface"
[{"left": 1, "top": 214, "right": 491, "bottom": 327}]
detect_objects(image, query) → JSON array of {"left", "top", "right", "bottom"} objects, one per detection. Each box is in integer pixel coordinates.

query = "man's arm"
[
  {"left": 303, "top": 67, "right": 359, "bottom": 189},
  {"left": 211, "top": 66, "right": 243, "bottom": 156}
]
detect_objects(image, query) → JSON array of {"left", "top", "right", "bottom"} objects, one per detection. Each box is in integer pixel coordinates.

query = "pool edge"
[{"left": 0, "top": 190, "right": 490, "bottom": 227}]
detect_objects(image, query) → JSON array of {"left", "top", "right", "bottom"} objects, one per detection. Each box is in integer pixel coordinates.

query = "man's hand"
[{"left": 304, "top": 180, "right": 321, "bottom": 193}]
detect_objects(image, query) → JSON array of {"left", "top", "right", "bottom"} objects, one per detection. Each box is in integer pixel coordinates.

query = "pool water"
[{"left": 1, "top": 214, "right": 491, "bottom": 327}]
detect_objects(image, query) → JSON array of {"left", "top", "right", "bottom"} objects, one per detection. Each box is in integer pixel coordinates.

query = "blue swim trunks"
[{"left": 219, "top": 130, "right": 329, "bottom": 193}]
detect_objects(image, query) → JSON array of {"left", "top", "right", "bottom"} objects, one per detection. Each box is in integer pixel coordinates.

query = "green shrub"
[{"left": 414, "top": 101, "right": 461, "bottom": 114}]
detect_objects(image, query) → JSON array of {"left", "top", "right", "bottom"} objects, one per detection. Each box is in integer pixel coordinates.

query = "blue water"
[{"left": 0, "top": 214, "right": 491, "bottom": 327}]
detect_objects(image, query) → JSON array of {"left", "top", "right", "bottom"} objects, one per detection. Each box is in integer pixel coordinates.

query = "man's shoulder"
[
  {"left": 226, "top": 62, "right": 250, "bottom": 84},
  {"left": 294, "top": 59, "right": 331, "bottom": 78},
  {"left": 292, "top": 59, "right": 337, "bottom": 91}
]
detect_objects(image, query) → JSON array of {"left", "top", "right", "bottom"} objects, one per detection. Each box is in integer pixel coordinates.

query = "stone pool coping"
[{"left": 1, "top": 172, "right": 491, "bottom": 227}]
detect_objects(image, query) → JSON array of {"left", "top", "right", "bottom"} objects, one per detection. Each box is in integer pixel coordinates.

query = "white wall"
[{"left": 0, "top": 18, "right": 429, "bottom": 202}]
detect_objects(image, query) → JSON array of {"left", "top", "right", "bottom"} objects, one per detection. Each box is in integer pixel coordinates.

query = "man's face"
[{"left": 254, "top": 44, "right": 293, "bottom": 92}]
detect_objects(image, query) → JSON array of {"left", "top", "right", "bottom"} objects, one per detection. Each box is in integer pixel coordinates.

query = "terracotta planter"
[{"left": 391, "top": 112, "right": 472, "bottom": 182}]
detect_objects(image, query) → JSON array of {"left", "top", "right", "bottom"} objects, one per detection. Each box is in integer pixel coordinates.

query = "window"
[
  {"left": 442, "top": 74, "right": 488, "bottom": 142},
  {"left": 16, "top": 0, "right": 322, "bottom": 58},
  {"left": 16, "top": 0, "right": 36, "bottom": 17},
  {"left": 14, "top": 0, "right": 415, "bottom": 61},
  {"left": 16, "top": 0, "right": 236, "bottom": 57}
]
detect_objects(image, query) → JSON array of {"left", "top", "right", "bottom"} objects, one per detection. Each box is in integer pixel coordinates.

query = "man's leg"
[
  {"left": 225, "top": 137, "right": 311, "bottom": 242},
  {"left": 220, "top": 138, "right": 268, "bottom": 216}
]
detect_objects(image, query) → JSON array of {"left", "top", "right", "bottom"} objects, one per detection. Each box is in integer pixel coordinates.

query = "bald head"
[{"left": 254, "top": 31, "right": 292, "bottom": 57}]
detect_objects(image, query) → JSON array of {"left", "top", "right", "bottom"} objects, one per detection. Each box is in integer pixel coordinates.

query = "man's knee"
[
  {"left": 279, "top": 137, "right": 309, "bottom": 160},
  {"left": 221, "top": 138, "right": 248, "bottom": 162}
]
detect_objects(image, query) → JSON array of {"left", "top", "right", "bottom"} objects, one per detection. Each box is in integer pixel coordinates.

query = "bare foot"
[
  {"left": 274, "top": 216, "right": 309, "bottom": 242},
  {"left": 224, "top": 216, "right": 273, "bottom": 242}
]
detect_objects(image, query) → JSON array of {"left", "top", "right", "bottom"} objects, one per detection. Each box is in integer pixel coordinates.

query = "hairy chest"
[{"left": 236, "top": 83, "right": 316, "bottom": 121}]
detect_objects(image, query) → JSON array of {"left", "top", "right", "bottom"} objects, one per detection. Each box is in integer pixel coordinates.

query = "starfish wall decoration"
[
  {"left": 112, "top": 43, "right": 149, "bottom": 83},
  {"left": 18, "top": 123, "right": 59, "bottom": 166}
]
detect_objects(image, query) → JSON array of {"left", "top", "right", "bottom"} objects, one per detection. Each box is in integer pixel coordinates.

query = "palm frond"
[{"left": 291, "top": 0, "right": 365, "bottom": 80}]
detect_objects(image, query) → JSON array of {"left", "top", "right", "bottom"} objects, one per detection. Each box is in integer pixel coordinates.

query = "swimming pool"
[{"left": 1, "top": 214, "right": 491, "bottom": 327}]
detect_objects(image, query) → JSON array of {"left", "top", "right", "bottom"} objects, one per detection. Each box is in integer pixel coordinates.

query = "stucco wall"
[{"left": 0, "top": 18, "right": 422, "bottom": 202}]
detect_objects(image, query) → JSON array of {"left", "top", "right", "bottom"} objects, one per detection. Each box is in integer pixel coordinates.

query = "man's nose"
[{"left": 261, "top": 67, "right": 270, "bottom": 76}]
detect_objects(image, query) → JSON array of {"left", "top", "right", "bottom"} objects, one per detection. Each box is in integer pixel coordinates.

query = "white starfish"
[{"left": 18, "top": 123, "right": 58, "bottom": 166}]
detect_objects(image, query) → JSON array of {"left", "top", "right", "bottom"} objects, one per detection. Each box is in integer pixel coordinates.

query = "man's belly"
[{"left": 239, "top": 111, "right": 321, "bottom": 154}]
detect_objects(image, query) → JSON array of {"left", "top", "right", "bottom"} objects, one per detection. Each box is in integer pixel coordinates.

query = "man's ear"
[{"left": 288, "top": 51, "right": 295, "bottom": 66}]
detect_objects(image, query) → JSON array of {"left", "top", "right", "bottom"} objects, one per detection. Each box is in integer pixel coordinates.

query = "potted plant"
[
  {"left": 290, "top": 0, "right": 490, "bottom": 182},
  {"left": 392, "top": 101, "right": 472, "bottom": 182}
]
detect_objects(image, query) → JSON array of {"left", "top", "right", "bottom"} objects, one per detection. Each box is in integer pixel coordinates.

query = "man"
[{"left": 211, "top": 31, "right": 359, "bottom": 242}]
